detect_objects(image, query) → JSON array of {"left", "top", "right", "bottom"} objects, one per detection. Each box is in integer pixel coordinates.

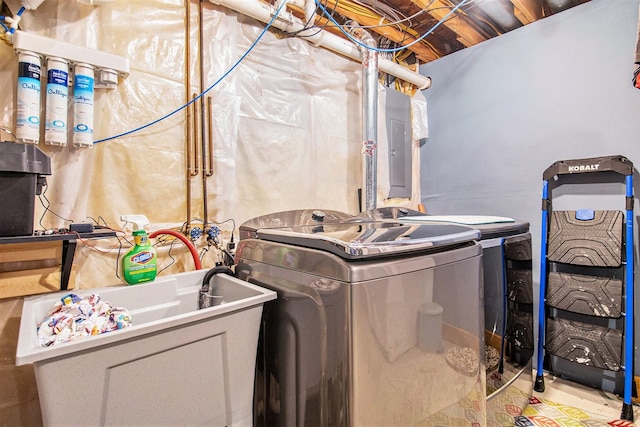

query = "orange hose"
[{"left": 149, "top": 229, "right": 202, "bottom": 270}]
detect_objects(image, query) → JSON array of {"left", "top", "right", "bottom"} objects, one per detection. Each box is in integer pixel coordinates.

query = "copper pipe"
[
  {"left": 185, "top": 0, "right": 193, "bottom": 224},
  {"left": 191, "top": 93, "right": 200, "bottom": 177},
  {"left": 205, "top": 96, "right": 214, "bottom": 177},
  {"left": 199, "top": 0, "right": 208, "bottom": 225}
]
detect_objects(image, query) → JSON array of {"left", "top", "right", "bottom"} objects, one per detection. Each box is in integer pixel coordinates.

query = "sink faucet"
[{"left": 199, "top": 265, "right": 234, "bottom": 309}]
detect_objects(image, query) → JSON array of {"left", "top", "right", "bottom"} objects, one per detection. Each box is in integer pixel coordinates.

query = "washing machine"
[
  {"left": 363, "top": 208, "right": 534, "bottom": 420},
  {"left": 235, "top": 210, "right": 485, "bottom": 426}
]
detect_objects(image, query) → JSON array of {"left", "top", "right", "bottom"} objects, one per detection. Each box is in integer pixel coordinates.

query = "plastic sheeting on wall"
[
  {"left": 0, "top": 3, "right": 426, "bottom": 420},
  {"left": 0, "top": 0, "right": 425, "bottom": 286}
]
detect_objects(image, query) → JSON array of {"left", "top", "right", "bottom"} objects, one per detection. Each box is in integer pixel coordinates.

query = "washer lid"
[
  {"left": 254, "top": 221, "right": 480, "bottom": 259},
  {"left": 239, "top": 208, "right": 357, "bottom": 240},
  {"left": 357, "top": 206, "right": 422, "bottom": 221},
  {"left": 398, "top": 215, "right": 529, "bottom": 240}
]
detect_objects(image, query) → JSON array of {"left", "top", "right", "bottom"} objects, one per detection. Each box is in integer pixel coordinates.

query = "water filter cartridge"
[
  {"left": 16, "top": 51, "right": 42, "bottom": 144},
  {"left": 44, "top": 57, "right": 69, "bottom": 146},
  {"left": 72, "top": 63, "right": 95, "bottom": 148}
]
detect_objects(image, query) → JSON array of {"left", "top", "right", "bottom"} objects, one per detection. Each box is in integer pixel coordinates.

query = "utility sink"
[{"left": 16, "top": 269, "right": 276, "bottom": 427}]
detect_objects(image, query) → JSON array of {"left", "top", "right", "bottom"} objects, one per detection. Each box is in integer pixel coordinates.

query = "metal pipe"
[
  {"left": 185, "top": 0, "right": 194, "bottom": 225},
  {"left": 192, "top": 93, "right": 200, "bottom": 177},
  {"left": 199, "top": 0, "right": 209, "bottom": 225},
  {"left": 349, "top": 24, "right": 378, "bottom": 212},
  {"left": 206, "top": 96, "right": 214, "bottom": 177},
  {"left": 207, "top": 0, "right": 431, "bottom": 89}
]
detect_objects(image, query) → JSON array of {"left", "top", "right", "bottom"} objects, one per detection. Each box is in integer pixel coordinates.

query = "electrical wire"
[
  {"left": 314, "top": 0, "right": 472, "bottom": 54},
  {"left": 309, "top": 0, "right": 447, "bottom": 59},
  {"left": 353, "top": 0, "right": 407, "bottom": 24},
  {"left": 37, "top": 184, "right": 74, "bottom": 228},
  {"left": 93, "top": 0, "right": 290, "bottom": 144},
  {"left": 149, "top": 229, "right": 203, "bottom": 270},
  {"left": 85, "top": 215, "right": 112, "bottom": 228},
  {"left": 287, "top": 0, "right": 443, "bottom": 35},
  {"left": 340, "top": 2, "right": 432, "bottom": 31},
  {"left": 208, "top": 217, "right": 236, "bottom": 239},
  {"left": 114, "top": 234, "right": 125, "bottom": 279},
  {"left": 70, "top": 231, "right": 125, "bottom": 253},
  {"left": 286, "top": 0, "right": 332, "bottom": 37},
  {"left": 157, "top": 240, "right": 177, "bottom": 274},
  {"left": 52, "top": 215, "right": 126, "bottom": 280}
]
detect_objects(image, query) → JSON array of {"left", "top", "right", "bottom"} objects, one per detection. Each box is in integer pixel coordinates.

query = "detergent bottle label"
[
  {"left": 131, "top": 251, "right": 154, "bottom": 264},
  {"left": 134, "top": 233, "right": 149, "bottom": 246}
]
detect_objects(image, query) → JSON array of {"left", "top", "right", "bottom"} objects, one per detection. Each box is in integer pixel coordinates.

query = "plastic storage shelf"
[
  {"left": 534, "top": 155, "right": 635, "bottom": 422},
  {"left": 0, "top": 141, "right": 51, "bottom": 237}
]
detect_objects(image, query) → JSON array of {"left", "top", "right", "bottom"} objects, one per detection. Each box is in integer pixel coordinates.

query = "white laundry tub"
[{"left": 16, "top": 269, "right": 276, "bottom": 427}]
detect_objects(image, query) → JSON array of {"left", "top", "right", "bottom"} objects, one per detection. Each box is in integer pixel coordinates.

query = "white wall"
[{"left": 420, "top": 0, "right": 640, "bottom": 373}]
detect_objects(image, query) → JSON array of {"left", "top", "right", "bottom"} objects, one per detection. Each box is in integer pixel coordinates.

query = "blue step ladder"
[{"left": 534, "top": 155, "right": 635, "bottom": 422}]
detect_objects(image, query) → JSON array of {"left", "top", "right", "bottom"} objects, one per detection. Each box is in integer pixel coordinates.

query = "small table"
[{"left": 0, "top": 228, "right": 117, "bottom": 291}]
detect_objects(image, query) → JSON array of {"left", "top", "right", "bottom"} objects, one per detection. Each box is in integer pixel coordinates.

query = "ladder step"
[
  {"left": 546, "top": 317, "right": 622, "bottom": 371},
  {"left": 547, "top": 272, "right": 623, "bottom": 318},
  {"left": 548, "top": 210, "right": 624, "bottom": 267}
]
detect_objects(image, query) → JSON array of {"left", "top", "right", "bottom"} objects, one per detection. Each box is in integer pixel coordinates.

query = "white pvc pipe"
[
  {"left": 208, "top": 0, "right": 432, "bottom": 89},
  {"left": 304, "top": 0, "right": 316, "bottom": 27}
]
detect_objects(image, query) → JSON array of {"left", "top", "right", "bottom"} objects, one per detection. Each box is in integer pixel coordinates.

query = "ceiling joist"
[
  {"left": 409, "top": 0, "right": 488, "bottom": 47},
  {"left": 510, "top": 0, "right": 544, "bottom": 24},
  {"left": 280, "top": 0, "right": 590, "bottom": 65},
  {"left": 320, "top": 0, "right": 440, "bottom": 62}
]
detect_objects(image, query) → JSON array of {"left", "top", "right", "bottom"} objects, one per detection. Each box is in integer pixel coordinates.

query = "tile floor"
[{"left": 533, "top": 371, "right": 640, "bottom": 423}]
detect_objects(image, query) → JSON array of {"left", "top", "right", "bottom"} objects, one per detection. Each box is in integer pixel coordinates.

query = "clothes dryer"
[{"left": 364, "top": 208, "right": 534, "bottom": 420}]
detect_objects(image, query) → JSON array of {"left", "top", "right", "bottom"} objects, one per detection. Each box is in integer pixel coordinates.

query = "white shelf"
[{"left": 13, "top": 30, "right": 129, "bottom": 88}]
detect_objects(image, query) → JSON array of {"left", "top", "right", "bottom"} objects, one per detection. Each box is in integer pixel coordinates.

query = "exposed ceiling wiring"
[
  {"left": 288, "top": 0, "right": 336, "bottom": 38},
  {"left": 290, "top": 0, "right": 452, "bottom": 60},
  {"left": 313, "top": 0, "right": 472, "bottom": 54},
  {"left": 353, "top": 0, "right": 408, "bottom": 24}
]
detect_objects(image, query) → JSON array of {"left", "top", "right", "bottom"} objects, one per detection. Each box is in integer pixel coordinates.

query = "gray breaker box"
[
  {"left": 546, "top": 317, "right": 622, "bottom": 371},
  {"left": 547, "top": 210, "right": 623, "bottom": 267},
  {"left": 547, "top": 272, "right": 622, "bottom": 318}
]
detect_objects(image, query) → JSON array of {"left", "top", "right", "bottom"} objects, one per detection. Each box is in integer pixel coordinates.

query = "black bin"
[{"left": 0, "top": 141, "right": 51, "bottom": 236}]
